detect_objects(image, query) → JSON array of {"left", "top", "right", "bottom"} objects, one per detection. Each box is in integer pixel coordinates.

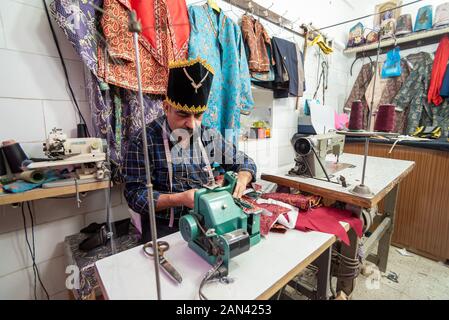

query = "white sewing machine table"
[
  {"left": 95, "top": 223, "right": 349, "bottom": 300},
  {"left": 261, "top": 152, "right": 415, "bottom": 296}
]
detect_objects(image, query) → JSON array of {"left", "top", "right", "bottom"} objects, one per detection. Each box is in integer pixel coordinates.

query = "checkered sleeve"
[
  {"left": 218, "top": 133, "right": 257, "bottom": 182},
  {"left": 123, "top": 130, "right": 160, "bottom": 215}
]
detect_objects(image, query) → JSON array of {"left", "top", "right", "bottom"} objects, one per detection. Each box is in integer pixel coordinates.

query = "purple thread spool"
[
  {"left": 348, "top": 100, "right": 364, "bottom": 131},
  {"left": 374, "top": 104, "right": 396, "bottom": 132}
]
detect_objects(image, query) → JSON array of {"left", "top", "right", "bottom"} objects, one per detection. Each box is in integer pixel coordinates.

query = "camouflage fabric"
[{"left": 392, "top": 52, "right": 449, "bottom": 136}]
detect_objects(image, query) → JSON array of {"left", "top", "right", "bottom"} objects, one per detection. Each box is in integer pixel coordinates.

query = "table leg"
[
  {"left": 377, "top": 185, "right": 398, "bottom": 273},
  {"left": 315, "top": 246, "right": 332, "bottom": 300},
  {"left": 336, "top": 228, "right": 359, "bottom": 296}
]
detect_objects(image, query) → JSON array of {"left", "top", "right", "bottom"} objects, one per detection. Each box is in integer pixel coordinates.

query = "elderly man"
[{"left": 124, "top": 58, "right": 257, "bottom": 242}]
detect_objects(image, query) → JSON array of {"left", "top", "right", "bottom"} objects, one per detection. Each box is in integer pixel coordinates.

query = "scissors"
[{"left": 143, "top": 241, "right": 183, "bottom": 284}]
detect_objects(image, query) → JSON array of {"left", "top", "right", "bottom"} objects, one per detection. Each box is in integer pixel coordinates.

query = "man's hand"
[{"left": 233, "top": 171, "right": 253, "bottom": 199}]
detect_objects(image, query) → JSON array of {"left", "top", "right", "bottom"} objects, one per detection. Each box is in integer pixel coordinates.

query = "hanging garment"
[
  {"left": 241, "top": 14, "right": 273, "bottom": 73},
  {"left": 440, "top": 64, "right": 449, "bottom": 97},
  {"left": 295, "top": 207, "right": 363, "bottom": 246},
  {"left": 51, "top": 0, "right": 165, "bottom": 177},
  {"left": 130, "top": 0, "right": 190, "bottom": 64},
  {"left": 50, "top": 0, "right": 100, "bottom": 74},
  {"left": 344, "top": 62, "right": 375, "bottom": 129},
  {"left": 393, "top": 52, "right": 434, "bottom": 135},
  {"left": 188, "top": 4, "right": 254, "bottom": 137},
  {"left": 296, "top": 44, "right": 306, "bottom": 97},
  {"left": 428, "top": 35, "right": 449, "bottom": 106},
  {"left": 365, "top": 60, "right": 411, "bottom": 132},
  {"left": 271, "top": 37, "right": 299, "bottom": 98},
  {"left": 98, "top": 0, "right": 189, "bottom": 94},
  {"left": 85, "top": 72, "right": 163, "bottom": 173}
]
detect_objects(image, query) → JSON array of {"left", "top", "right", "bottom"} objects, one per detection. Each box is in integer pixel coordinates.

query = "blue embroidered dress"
[{"left": 188, "top": 4, "right": 254, "bottom": 139}]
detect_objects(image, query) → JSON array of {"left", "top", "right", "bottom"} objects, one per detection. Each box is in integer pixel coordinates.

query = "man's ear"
[{"left": 163, "top": 103, "right": 170, "bottom": 114}]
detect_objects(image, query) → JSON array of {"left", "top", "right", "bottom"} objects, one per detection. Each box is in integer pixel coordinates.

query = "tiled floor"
[
  {"left": 284, "top": 245, "right": 449, "bottom": 300},
  {"left": 351, "top": 246, "right": 449, "bottom": 300}
]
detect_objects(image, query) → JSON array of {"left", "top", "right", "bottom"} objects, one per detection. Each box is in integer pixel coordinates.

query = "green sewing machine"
[{"left": 179, "top": 172, "right": 261, "bottom": 276}]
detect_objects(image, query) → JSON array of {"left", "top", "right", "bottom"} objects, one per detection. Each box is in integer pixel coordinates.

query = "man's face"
[{"left": 164, "top": 104, "right": 204, "bottom": 135}]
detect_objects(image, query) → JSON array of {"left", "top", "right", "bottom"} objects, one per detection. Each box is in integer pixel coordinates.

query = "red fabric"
[
  {"left": 130, "top": 0, "right": 190, "bottom": 64},
  {"left": 261, "top": 193, "right": 321, "bottom": 210},
  {"left": 257, "top": 203, "right": 290, "bottom": 236},
  {"left": 243, "top": 196, "right": 290, "bottom": 236},
  {"left": 428, "top": 35, "right": 449, "bottom": 106},
  {"left": 295, "top": 207, "right": 363, "bottom": 245}
]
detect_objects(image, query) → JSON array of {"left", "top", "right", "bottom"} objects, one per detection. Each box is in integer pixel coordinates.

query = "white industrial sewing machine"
[
  {"left": 289, "top": 132, "right": 346, "bottom": 180},
  {"left": 27, "top": 128, "right": 107, "bottom": 180}
]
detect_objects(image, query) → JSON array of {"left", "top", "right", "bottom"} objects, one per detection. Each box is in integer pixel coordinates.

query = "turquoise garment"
[{"left": 188, "top": 4, "right": 254, "bottom": 140}]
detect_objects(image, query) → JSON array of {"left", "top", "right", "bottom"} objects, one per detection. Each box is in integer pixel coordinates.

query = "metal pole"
[
  {"left": 361, "top": 34, "right": 381, "bottom": 187},
  {"left": 129, "top": 11, "right": 162, "bottom": 300}
]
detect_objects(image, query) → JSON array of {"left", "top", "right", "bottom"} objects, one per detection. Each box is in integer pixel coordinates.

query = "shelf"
[
  {"left": 0, "top": 180, "right": 110, "bottom": 206},
  {"left": 343, "top": 26, "right": 449, "bottom": 57}
]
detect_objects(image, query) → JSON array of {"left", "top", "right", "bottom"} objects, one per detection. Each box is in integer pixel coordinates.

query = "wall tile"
[
  {"left": 0, "top": 98, "right": 46, "bottom": 143},
  {"left": 42, "top": 100, "right": 91, "bottom": 138},
  {"left": 0, "top": 49, "right": 85, "bottom": 101},
  {"left": 0, "top": 0, "right": 79, "bottom": 61},
  {"left": 33, "top": 186, "right": 123, "bottom": 226},
  {"left": 0, "top": 214, "right": 84, "bottom": 277}
]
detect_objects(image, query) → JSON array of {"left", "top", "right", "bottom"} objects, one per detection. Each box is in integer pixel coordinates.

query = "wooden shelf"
[
  {"left": 343, "top": 26, "right": 449, "bottom": 57},
  {"left": 0, "top": 181, "right": 110, "bottom": 206}
]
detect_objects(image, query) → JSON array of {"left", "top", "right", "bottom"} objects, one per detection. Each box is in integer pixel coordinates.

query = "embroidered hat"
[
  {"left": 380, "top": 18, "right": 396, "bottom": 39},
  {"left": 396, "top": 14, "right": 413, "bottom": 36},
  {"left": 434, "top": 3, "right": 449, "bottom": 28},
  {"left": 165, "top": 58, "right": 214, "bottom": 114},
  {"left": 414, "top": 5, "right": 433, "bottom": 32}
]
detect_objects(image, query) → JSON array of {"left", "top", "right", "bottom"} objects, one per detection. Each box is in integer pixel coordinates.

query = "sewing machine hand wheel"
[{"left": 143, "top": 241, "right": 170, "bottom": 257}]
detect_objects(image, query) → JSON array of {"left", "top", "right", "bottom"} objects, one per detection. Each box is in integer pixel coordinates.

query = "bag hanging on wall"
[{"left": 381, "top": 47, "right": 402, "bottom": 78}]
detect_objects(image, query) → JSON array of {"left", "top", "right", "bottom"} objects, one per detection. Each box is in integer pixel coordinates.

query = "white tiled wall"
[{"left": 0, "top": 0, "right": 128, "bottom": 300}]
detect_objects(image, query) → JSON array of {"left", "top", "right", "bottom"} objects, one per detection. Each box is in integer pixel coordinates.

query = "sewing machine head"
[
  {"left": 290, "top": 132, "right": 345, "bottom": 178},
  {"left": 27, "top": 128, "right": 108, "bottom": 180},
  {"left": 44, "top": 128, "right": 105, "bottom": 159},
  {"left": 179, "top": 172, "right": 261, "bottom": 276}
]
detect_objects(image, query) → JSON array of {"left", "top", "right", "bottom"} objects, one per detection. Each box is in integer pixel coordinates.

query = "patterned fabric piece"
[
  {"left": 261, "top": 193, "right": 321, "bottom": 210},
  {"left": 130, "top": 0, "right": 189, "bottom": 64},
  {"left": 345, "top": 62, "right": 375, "bottom": 128},
  {"left": 242, "top": 197, "right": 290, "bottom": 236},
  {"left": 98, "top": 0, "right": 169, "bottom": 94},
  {"left": 123, "top": 115, "right": 257, "bottom": 221},
  {"left": 188, "top": 4, "right": 254, "bottom": 137},
  {"left": 241, "top": 14, "right": 273, "bottom": 73},
  {"left": 85, "top": 71, "right": 163, "bottom": 174},
  {"left": 365, "top": 60, "right": 411, "bottom": 132},
  {"left": 295, "top": 207, "right": 363, "bottom": 246},
  {"left": 393, "top": 52, "right": 434, "bottom": 135},
  {"left": 50, "top": 0, "right": 100, "bottom": 74}
]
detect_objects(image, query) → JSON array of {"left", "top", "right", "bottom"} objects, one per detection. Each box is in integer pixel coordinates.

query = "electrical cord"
[
  {"left": 198, "top": 258, "right": 225, "bottom": 300},
  {"left": 21, "top": 202, "right": 50, "bottom": 300},
  {"left": 42, "top": 0, "right": 90, "bottom": 137}
]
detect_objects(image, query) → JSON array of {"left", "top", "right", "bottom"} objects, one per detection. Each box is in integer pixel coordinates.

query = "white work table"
[
  {"left": 261, "top": 153, "right": 415, "bottom": 208},
  {"left": 95, "top": 222, "right": 348, "bottom": 300},
  {"left": 261, "top": 152, "right": 415, "bottom": 296}
]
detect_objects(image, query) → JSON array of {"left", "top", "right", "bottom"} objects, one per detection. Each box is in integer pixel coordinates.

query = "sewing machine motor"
[{"left": 290, "top": 132, "right": 345, "bottom": 179}]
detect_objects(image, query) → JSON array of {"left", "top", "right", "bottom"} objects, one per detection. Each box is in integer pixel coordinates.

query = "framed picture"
[{"left": 374, "top": 1, "right": 402, "bottom": 29}]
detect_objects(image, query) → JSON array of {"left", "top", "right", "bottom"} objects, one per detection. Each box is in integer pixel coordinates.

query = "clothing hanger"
[
  {"left": 350, "top": 53, "right": 373, "bottom": 76},
  {"left": 207, "top": 0, "right": 220, "bottom": 12}
]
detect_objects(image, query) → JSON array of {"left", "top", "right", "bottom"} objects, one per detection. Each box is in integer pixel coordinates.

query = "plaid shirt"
[{"left": 123, "top": 115, "right": 257, "bottom": 221}]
